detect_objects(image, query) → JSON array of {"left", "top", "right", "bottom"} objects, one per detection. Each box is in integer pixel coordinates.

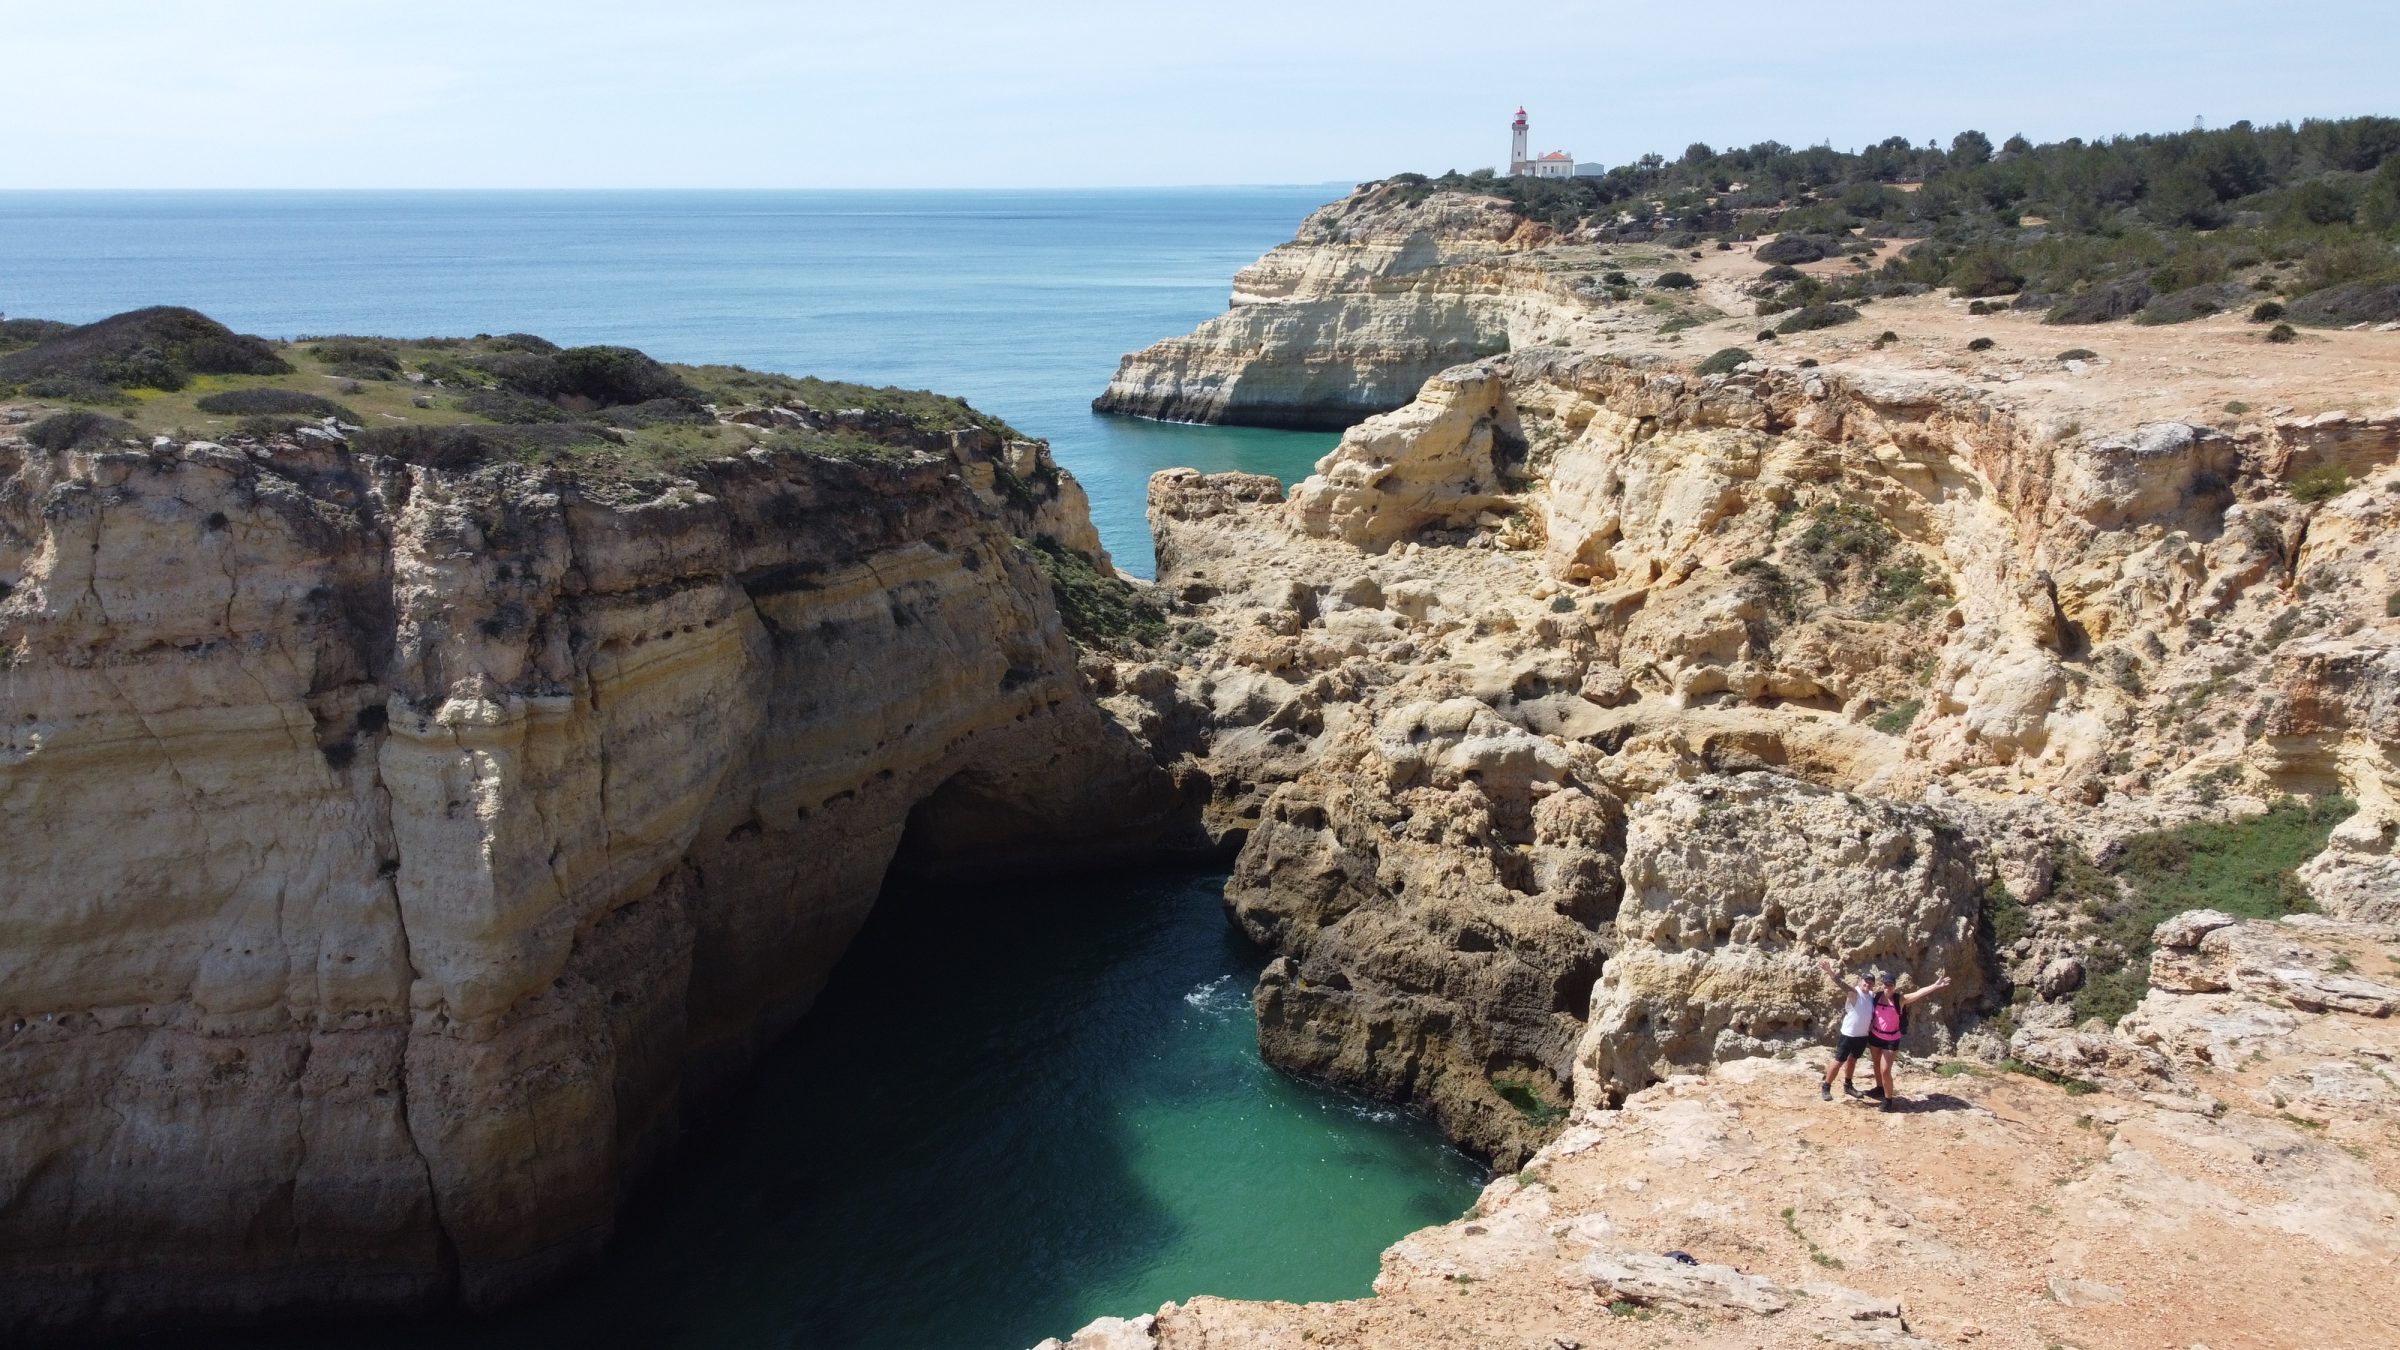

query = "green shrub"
[
  {"left": 2045, "top": 281, "right": 2154, "bottom": 325},
  {"left": 0, "top": 306, "right": 288, "bottom": 393},
  {"left": 193, "top": 388, "right": 359, "bottom": 422},
  {"left": 2286, "top": 281, "right": 2400, "bottom": 328},
  {"left": 1949, "top": 250, "right": 2025, "bottom": 298},
  {"left": 458, "top": 389, "right": 572, "bottom": 424},
  {"left": 352, "top": 421, "right": 608, "bottom": 471},
  {"left": 1695, "top": 346, "right": 1753, "bottom": 376},
  {"left": 2135, "top": 283, "right": 2250, "bottom": 325},
  {"left": 2266, "top": 323, "right": 2300, "bottom": 343},
  {"left": 1654, "top": 271, "right": 1698, "bottom": 290},
  {"left": 1491, "top": 1077, "right": 1568, "bottom": 1128},
  {"left": 0, "top": 317, "right": 71, "bottom": 354},
  {"left": 1775, "top": 303, "right": 1860, "bottom": 334},
  {"left": 2056, "top": 347, "right": 2098, "bottom": 361},
  {"left": 25, "top": 409, "right": 138, "bottom": 451},
  {"left": 1795, "top": 502, "right": 1894, "bottom": 578},
  {"left": 1872, "top": 698, "right": 1924, "bottom": 735},
  {"left": 1761, "top": 263, "right": 1805, "bottom": 283},
  {"left": 2250, "top": 300, "right": 2286, "bottom": 323},
  {"left": 1028, "top": 538, "right": 1166, "bottom": 653},
  {"left": 2070, "top": 795, "right": 2355, "bottom": 1025},
  {"left": 1967, "top": 337, "right": 1997, "bottom": 351},
  {"left": 304, "top": 339, "right": 402, "bottom": 380},
  {"left": 1757, "top": 235, "right": 1829, "bottom": 265},
  {"left": 2290, "top": 464, "right": 2351, "bottom": 503}
]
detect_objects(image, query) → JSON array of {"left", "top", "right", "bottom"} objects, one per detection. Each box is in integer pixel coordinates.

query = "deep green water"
[{"left": 166, "top": 873, "right": 1480, "bottom": 1350}]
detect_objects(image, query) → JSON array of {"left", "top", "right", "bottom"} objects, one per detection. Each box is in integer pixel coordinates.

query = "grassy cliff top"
[
  {"left": 1375, "top": 115, "right": 2400, "bottom": 328},
  {"left": 0, "top": 307, "right": 1024, "bottom": 477}
]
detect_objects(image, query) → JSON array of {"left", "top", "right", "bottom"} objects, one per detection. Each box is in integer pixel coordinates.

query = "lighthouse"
[{"left": 1510, "top": 107, "right": 1530, "bottom": 176}]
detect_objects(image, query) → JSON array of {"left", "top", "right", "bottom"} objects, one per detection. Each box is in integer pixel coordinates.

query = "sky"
[{"left": 5, "top": 0, "right": 2397, "bottom": 189}]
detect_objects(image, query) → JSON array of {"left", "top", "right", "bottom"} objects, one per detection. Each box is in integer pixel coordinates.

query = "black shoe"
[
  {"left": 1842, "top": 1082, "right": 1860, "bottom": 1097},
  {"left": 1862, "top": 1086, "right": 1886, "bottom": 1101},
  {"left": 1880, "top": 1098, "right": 1897, "bottom": 1113},
  {"left": 1820, "top": 1083, "right": 1832, "bottom": 1101}
]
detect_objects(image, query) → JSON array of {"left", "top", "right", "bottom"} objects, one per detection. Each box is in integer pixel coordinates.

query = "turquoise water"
[
  {"left": 0, "top": 189, "right": 1345, "bottom": 574},
  {"left": 9, "top": 193, "right": 1482, "bottom": 1347},
  {"left": 167, "top": 874, "right": 1481, "bottom": 1350}
]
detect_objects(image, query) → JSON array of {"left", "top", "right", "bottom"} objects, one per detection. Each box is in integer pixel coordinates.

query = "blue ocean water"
[{"left": 0, "top": 188, "right": 1345, "bottom": 575}]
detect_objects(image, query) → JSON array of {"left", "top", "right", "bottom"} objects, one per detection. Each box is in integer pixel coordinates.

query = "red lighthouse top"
[{"left": 1513, "top": 107, "right": 1528, "bottom": 127}]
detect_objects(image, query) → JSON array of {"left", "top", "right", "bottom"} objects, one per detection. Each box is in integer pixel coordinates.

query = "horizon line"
[{"left": 0, "top": 181, "right": 1373, "bottom": 194}]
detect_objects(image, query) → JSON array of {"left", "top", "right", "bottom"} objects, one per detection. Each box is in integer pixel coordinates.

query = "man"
[{"left": 1814, "top": 956, "right": 1878, "bottom": 1102}]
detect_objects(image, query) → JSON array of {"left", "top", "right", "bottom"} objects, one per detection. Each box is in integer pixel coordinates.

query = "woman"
[{"left": 1865, "top": 971, "right": 1952, "bottom": 1112}]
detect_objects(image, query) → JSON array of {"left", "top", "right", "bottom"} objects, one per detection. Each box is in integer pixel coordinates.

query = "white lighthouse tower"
[{"left": 1509, "top": 106, "right": 1531, "bottom": 176}]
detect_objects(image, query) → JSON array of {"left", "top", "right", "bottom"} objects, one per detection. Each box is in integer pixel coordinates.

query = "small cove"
[{"left": 162, "top": 873, "right": 1482, "bottom": 1350}]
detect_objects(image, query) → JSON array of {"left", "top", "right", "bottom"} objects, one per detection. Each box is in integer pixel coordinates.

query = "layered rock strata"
[
  {"left": 1092, "top": 186, "right": 1598, "bottom": 429},
  {"left": 0, "top": 424, "right": 1183, "bottom": 1335}
]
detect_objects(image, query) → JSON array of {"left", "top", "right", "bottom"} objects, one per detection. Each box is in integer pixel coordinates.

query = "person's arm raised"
[{"left": 1901, "top": 973, "right": 1954, "bottom": 1006}]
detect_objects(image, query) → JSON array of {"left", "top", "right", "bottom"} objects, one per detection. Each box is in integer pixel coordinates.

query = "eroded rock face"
[
  {"left": 0, "top": 431, "right": 1183, "bottom": 1335},
  {"left": 1091, "top": 186, "right": 1592, "bottom": 430},
  {"left": 1574, "top": 775, "right": 1989, "bottom": 1107},
  {"left": 1144, "top": 338, "right": 2400, "bottom": 1174},
  {"left": 1231, "top": 697, "right": 1622, "bottom": 1165}
]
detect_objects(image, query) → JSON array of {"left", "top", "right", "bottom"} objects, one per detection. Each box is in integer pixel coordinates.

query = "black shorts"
[
  {"left": 1832, "top": 1033, "right": 1871, "bottom": 1061},
  {"left": 1869, "top": 1034, "right": 1901, "bottom": 1052}
]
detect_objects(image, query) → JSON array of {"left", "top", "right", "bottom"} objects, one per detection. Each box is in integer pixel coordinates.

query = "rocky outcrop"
[
  {"left": 1057, "top": 910, "right": 2400, "bottom": 1350},
  {"left": 1233, "top": 697, "right": 1622, "bottom": 1165},
  {"left": 1141, "top": 336, "right": 2400, "bottom": 1174},
  {"left": 1092, "top": 185, "right": 1597, "bottom": 429},
  {"left": 0, "top": 425, "right": 1186, "bottom": 1336},
  {"left": 1573, "top": 775, "right": 1989, "bottom": 1107}
]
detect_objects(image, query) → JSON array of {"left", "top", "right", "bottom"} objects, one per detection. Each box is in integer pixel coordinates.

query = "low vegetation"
[
  {"left": 2068, "top": 795, "right": 2357, "bottom": 1025},
  {"left": 1028, "top": 538, "right": 1167, "bottom": 654},
  {"left": 2, "top": 309, "right": 1026, "bottom": 484},
  {"left": 1383, "top": 116, "right": 2400, "bottom": 330}
]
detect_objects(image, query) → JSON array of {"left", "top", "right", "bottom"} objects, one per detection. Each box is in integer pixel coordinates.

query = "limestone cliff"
[
  {"left": 0, "top": 403, "right": 1184, "bottom": 1335},
  {"left": 1138, "top": 334, "right": 2400, "bottom": 1164},
  {"left": 1092, "top": 185, "right": 1599, "bottom": 430}
]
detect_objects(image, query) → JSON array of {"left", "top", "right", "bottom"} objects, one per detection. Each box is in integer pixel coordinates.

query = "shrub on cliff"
[
  {"left": 194, "top": 388, "right": 359, "bottom": 422},
  {"left": 483, "top": 344, "right": 700, "bottom": 409},
  {"left": 26, "top": 409, "right": 139, "bottom": 451},
  {"left": 2070, "top": 795, "right": 2355, "bottom": 1025},
  {"left": 1695, "top": 347, "right": 1752, "bottom": 376},
  {"left": 0, "top": 317, "right": 71, "bottom": 355},
  {"left": 1028, "top": 538, "right": 1166, "bottom": 654},
  {"left": 1775, "top": 303, "right": 1860, "bottom": 335},
  {"left": 0, "top": 306, "right": 288, "bottom": 393},
  {"left": 1653, "top": 271, "right": 1697, "bottom": 290},
  {"left": 303, "top": 339, "right": 403, "bottom": 380},
  {"left": 353, "top": 421, "right": 609, "bottom": 472}
]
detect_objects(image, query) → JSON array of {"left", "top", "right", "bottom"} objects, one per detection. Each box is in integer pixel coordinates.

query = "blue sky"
[{"left": 6, "top": 0, "right": 2395, "bottom": 188}]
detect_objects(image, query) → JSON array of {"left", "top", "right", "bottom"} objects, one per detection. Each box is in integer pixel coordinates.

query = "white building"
[{"left": 1508, "top": 108, "right": 1584, "bottom": 178}]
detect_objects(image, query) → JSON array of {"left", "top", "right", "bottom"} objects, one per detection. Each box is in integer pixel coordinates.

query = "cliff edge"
[{"left": 0, "top": 317, "right": 1191, "bottom": 1336}]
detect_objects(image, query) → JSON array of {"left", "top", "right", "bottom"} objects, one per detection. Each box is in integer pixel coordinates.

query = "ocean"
[
  {"left": 4, "top": 191, "right": 1484, "bottom": 1350},
  {"left": 0, "top": 187, "right": 1345, "bottom": 575}
]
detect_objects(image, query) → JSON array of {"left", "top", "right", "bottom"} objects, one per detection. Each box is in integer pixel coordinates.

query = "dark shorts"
[
  {"left": 1832, "top": 1033, "right": 1871, "bottom": 1062},
  {"left": 1869, "top": 1034, "right": 1902, "bottom": 1052}
]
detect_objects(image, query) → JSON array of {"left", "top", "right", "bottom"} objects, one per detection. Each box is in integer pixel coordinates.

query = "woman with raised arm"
[
  {"left": 1813, "top": 956, "right": 1877, "bottom": 1103},
  {"left": 1864, "top": 970, "right": 1953, "bottom": 1112}
]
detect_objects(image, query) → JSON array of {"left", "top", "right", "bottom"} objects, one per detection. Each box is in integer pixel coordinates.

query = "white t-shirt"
[{"left": 1838, "top": 986, "right": 1875, "bottom": 1037}]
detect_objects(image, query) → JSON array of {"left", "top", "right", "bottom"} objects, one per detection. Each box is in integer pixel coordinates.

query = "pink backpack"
[{"left": 1871, "top": 999, "right": 1903, "bottom": 1038}]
